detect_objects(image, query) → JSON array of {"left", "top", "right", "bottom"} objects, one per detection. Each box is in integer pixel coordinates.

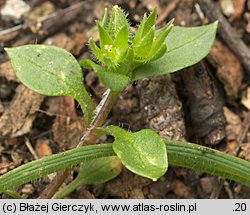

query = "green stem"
[
  {"left": 3, "top": 190, "right": 22, "bottom": 199},
  {"left": 1, "top": 141, "right": 250, "bottom": 192},
  {"left": 75, "top": 85, "right": 95, "bottom": 127},
  {"left": 77, "top": 89, "right": 119, "bottom": 146},
  {"left": 52, "top": 177, "right": 83, "bottom": 199}
]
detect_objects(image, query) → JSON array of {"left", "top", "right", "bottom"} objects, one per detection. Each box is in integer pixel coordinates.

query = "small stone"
[
  {"left": 200, "top": 177, "right": 218, "bottom": 194},
  {"left": 173, "top": 180, "right": 190, "bottom": 197},
  {"left": 21, "top": 184, "right": 35, "bottom": 195},
  {"left": 35, "top": 139, "right": 53, "bottom": 158},
  {"left": 1, "top": 0, "right": 30, "bottom": 23},
  {"left": 220, "top": 0, "right": 235, "bottom": 17}
]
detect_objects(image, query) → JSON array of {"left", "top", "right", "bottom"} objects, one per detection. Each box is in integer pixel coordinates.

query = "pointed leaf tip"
[
  {"left": 133, "top": 22, "right": 218, "bottom": 80},
  {"left": 6, "top": 44, "right": 94, "bottom": 125}
]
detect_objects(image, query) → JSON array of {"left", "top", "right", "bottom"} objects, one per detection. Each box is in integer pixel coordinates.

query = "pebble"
[{"left": 0, "top": 0, "right": 30, "bottom": 23}]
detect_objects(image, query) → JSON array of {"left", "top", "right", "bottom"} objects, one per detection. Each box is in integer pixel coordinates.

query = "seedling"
[{"left": 1, "top": 6, "right": 250, "bottom": 198}]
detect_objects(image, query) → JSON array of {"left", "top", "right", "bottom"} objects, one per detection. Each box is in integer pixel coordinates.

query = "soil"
[{"left": 1, "top": 0, "right": 250, "bottom": 199}]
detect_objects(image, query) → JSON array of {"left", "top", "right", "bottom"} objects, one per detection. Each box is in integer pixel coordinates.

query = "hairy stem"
[
  {"left": 75, "top": 85, "right": 95, "bottom": 127},
  {"left": 78, "top": 89, "right": 118, "bottom": 146},
  {"left": 3, "top": 190, "right": 22, "bottom": 199},
  {"left": 52, "top": 176, "right": 83, "bottom": 199}
]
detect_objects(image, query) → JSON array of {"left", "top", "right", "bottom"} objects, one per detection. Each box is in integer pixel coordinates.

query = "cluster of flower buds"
[{"left": 81, "top": 5, "right": 173, "bottom": 91}]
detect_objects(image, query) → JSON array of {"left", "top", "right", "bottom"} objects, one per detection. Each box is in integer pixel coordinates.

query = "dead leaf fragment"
[
  {"left": 209, "top": 40, "right": 243, "bottom": 97},
  {"left": 35, "top": 139, "right": 53, "bottom": 158},
  {"left": 244, "top": 12, "right": 250, "bottom": 33},
  {"left": 230, "top": 0, "right": 246, "bottom": 21},
  {"left": 0, "top": 0, "right": 30, "bottom": 23},
  {"left": 21, "top": 184, "right": 35, "bottom": 195},
  {"left": 226, "top": 140, "right": 238, "bottom": 155},
  {"left": 200, "top": 177, "right": 218, "bottom": 194},
  {"left": 27, "top": 1, "right": 55, "bottom": 20},
  {"left": 239, "top": 143, "right": 250, "bottom": 161},
  {"left": 0, "top": 62, "right": 18, "bottom": 82},
  {"left": 0, "top": 85, "right": 44, "bottom": 137},
  {"left": 52, "top": 96, "right": 84, "bottom": 149},
  {"left": 224, "top": 106, "right": 241, "bottom": 125},
  {"left": 223, "top": 106, "right": 242, "bottom": 141},
  {"left": 241, "top": 87, "right": 250, "bottom": 110},
  {"left": 44, "top": 33, "right": 76, "bottom": 52},
  {"left": 142, "top": 0, "right": 162, "bottom": 13},
  {"left": 0, "top": 162, "right": 18, "bottom": 174}
]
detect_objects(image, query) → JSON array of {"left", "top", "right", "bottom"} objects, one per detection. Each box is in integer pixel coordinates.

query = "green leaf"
[
  {"left": 108, "top": 5, "right": 129, "bottom": 40},
  {"left": 97, "top": 21, "right": 113, "bottom": 49},
  {"left": 80, "top": 59, "right": 130, "bottom": 92},
  {"left": 114, "top": 25, "right": 129, "bottom": 54},
  {"left": 133, "top": 13, "right": 147, "bottom": 45},
  {"left": 101, "top": 8, "right": 109, "bottom": 30},
  {"left": 132, "top": 21, "right": 218, "bottom": 80},
  {"left": 1, "top": 141, "right": 250, "bottom": 192},
  {"left": 3, "top": 190, "right": 21, "bottom": 199},
  {"left": 104, "top": 126, "right": 168, "bottom": 181},
  {"left": 142, "top": 8, "right": 157, "bottom": 37},
  {"left": 0, "top": 144, "right": 115, "bottom": 192},
  {"left": 133, "top": 9, "right": 157, "bottom": 48},
  {"left": 114, "top": 48, "right": 134, "bottom": 76},
  {"left": 133, "top": 25, "right": 155, "bottom": 59},
  {"left": 53, "top": 156, "right": 122, "bottom": 198},
  {"left": 149, "top": 44, "right": 166, "bottom": 62},
  {"left": 78, "top": 156, "right": 122, "bottom": 184},
  {"left": 149, "top": 19, "right": 173, "bottom": 57},
  {"left": 5, "top": 44, "right": 94, "bottom": 125},
  {"left": 80, "top": 59, "right": 106, "bottom": 73},
  {"left": 88, "top": 38, "right": 105, "bottom": 63},
  {"left": 99, "top": 70, "right": 130, "bottom": 92}
]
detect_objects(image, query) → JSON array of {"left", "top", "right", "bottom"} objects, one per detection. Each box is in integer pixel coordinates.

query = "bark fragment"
[
  {"left": 0, "top": 85, "right": 44, "bottom": 137},
  {"left": 209, "top": 40, "right": 242, "bottom": 97},
  {"left": 113, "top": 75, "right": 186, "bottom": 141},
  {"left": 174, "top": 61, "right": 226, "bottom": 145},
  {"left": 52, "top": 96, "right": 83, "bottom": 149},
  {"left": 137, "top": 75, "right": 186, "bottom": 141},
  {"left": 0, "top": 62, "right": 18, "bottom": 82}
]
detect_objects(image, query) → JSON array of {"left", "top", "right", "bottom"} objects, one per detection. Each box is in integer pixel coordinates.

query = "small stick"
[
  {"left": 38, "top": 168, "right": 71, "bottom": 199},
  {"left": 0, "top": 1, "right": 93, "bottom": 46},
  {"left": 210, "top": 177, "right": 224, "bottom": 199},
  {"left": 156, "top": 0, "right": 180, "bottom": 25},
  {"left": 237, "top": 111, "right": 250, "bottom": 145},
  {"left": 24, "top": 137, "right": 38, "bottom": 160},
  {"left": 197, "top": 0, "right": 250, "bottom": 75}
]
